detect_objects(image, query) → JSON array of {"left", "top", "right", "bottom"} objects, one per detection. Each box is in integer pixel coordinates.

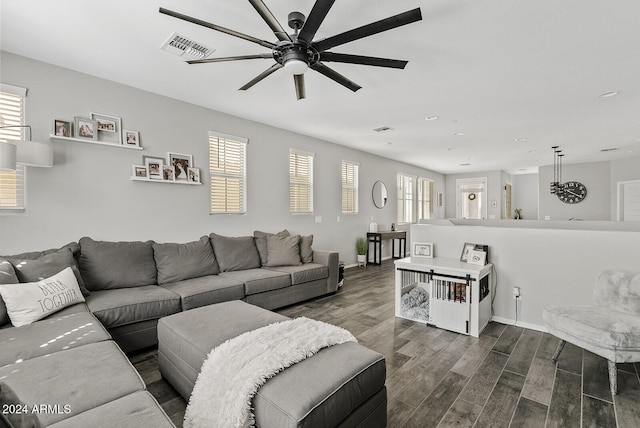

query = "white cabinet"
[{"left": 394, "top": 257, "right": 493, "bottom": 337}]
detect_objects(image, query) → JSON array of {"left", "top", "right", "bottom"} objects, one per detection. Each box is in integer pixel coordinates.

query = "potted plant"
[
  {"left": 356, "top": 237, "right": 368, "bottom": 267},
  {"left": 514, "top": 208, "right": 522, "bottom": 220}
]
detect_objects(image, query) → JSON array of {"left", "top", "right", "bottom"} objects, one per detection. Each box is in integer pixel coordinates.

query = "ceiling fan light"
[{"left": 284, "top": 59, "right": 308, "bottom": 75}]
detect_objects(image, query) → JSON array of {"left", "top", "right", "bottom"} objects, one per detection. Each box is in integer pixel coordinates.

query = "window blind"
[
  {"left": 341, "top": 160, "right": 359, "bottom": 214},
  {"left": 289, "top": 149, "right": 314, "bottom": 214},
  {"left": 0, "top": 84, "right": 27, "bottom": 212},
  {"left": 397, "top": 173, "right": 415, "bottom": 223},
  {"left": 209, "top": 132, "right": 247, "bottom": 214},
  {"left": 417, "top": 177, "right": 433, "bottom": 220}
]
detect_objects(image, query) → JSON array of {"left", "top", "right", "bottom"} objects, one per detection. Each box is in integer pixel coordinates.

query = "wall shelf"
[
  {"left": 130, "top": 177, "right": 201, "bottom": 185},
  {"left": 50, "top": 134, "right": 143, "bottom": 150}
]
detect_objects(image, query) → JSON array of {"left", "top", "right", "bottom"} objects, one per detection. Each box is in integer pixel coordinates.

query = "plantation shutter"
[
  {"left": 209, "top": 132, "right": 247, "bottom": 214},
  {"left": 289, "top": 149, "right": 314, "bottom": 214},
  {"left": 417, "top": 177, "right": 433, "bottom": 220},
  {"left": 341, "top": 160, "right": 359, "bottom": 214},
  {"left": 0, "top": 84, "right": 27, "bottom": 212}
]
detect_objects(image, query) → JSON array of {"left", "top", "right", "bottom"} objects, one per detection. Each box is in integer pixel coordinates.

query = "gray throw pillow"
[
  {"left": 0, "top": 382, "right": 43, "bottom": 428},
  {"left": 78, "top": 237, "right": 157, "bottom": 290},
  {"left": 265, "top": 235, "right": 302, "bottom": 267},
  {"left": 7, "top": 248, "right": 90, "bottom": 297},
  {"left": 153, "top": 236, "right": 220, "bottom": 284},
  {"left": 299, "top": 234, "right": 314, "bottom": 263},
  {"left": 0, "top": 257, "right": 18, "bottom": 326},
  {"left": 209, "top": 233, "right": 261, "bottom": 272},
  {"left": 254, "top": 229, "right": 290, "bottom": 266}
]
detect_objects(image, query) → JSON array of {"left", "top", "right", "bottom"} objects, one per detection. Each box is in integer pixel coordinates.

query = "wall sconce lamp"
[{"left": 0, "top": 125, "right": 53, "bottom": 168}]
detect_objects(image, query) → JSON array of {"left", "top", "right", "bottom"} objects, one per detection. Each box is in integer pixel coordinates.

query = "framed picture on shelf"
[
  {"left": 145, "top": 157, "right": 163, "bottom": 180},
  {"left": 460, "top": 242, "right": 476, "bottom": 262},
  {"left": 53, "top": 119, "right": 72, "bottom": 137},
  {"left": 74, "top": 117, "right": 98, "bottom": 140},
  {"left": 167, "top": 152, "right": 192, "bottom": 181},
  {"left": 90, "top": 112, "right": 122, "bottom": 144},
  {"left": 467, "top": 249, "right": 487, "bottom": 266},
  {"left": 123, "top": 129, "right": 140, "bottom": 147},
  {"left": 163, "top": 165, "right": 175, "bottom": 181},
  {"left": 132, "top": 164, "right": 148, "bottom": 179},
  {"left": 187, "top": 167, "right": 200, "bottom": 183},
  {"left": 413, "top": 242, "right": 433, "bottom": 258}
]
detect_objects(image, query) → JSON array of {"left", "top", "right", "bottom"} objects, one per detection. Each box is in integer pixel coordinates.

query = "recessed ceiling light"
[
  {"left": 385, "top": 142, "right": 393, "bottom": 146},
  {"left": 518, "top": 168, "right": 527, "bottom": 171},
  {"left": 459, "top": 163, "right": 471, "bottom": 166},
  {"left": 466, "top": 157, "right": 475, "bottom": 160},
  {"left": 425, "top": 116, "right": 439, "bottom": 121},
  {"left": 515, "top": 137, "right": 527, "bottom": 142},
  {"left": 599, "top": 91, "right": 619, "bottom": 98},
  {"left": 528, "top": 150, "right": 536, "bottom": 154},
  {"left": 454, "top": 132, "right": 464, "bottom": 136}
]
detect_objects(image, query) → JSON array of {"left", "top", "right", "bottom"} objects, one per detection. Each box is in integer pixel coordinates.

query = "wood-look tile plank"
[
  {"left": 509, "top": 397, "right": 548, "bottom": 428},
  {"left": 450, "top": 334, "right": 497, "bottom": 378},
  {"left": 474, "top": 370, "right": 526, "bottom": 428},
  {"left": 556, "top": 342, "right": 583, "bottom": 375},
  {"left": 387, "top": 397, "right": 415, "bottom": 428},
  {"left": 521, "top": 356, "right": 556, "bottom": 406},
  {"left": 617, "top": 362, "right": 638, "bottom": 375},
  {"left": 459, "top": 350, "right": 509, "bottom": 406},
  {"left": 582, "top": 395, "right": 616, "bottom": 428},
  {"left": 546, "top": 369, "right": 582, "bottom": 428},
  {"left": 493, "top": 325, "right": 524, "bottom": 355},
  {"left": 436, "top": 398, "right": 482, "bottom": 427},
  {"left": 505, "top": 329, "right": 541, "bottom": 376},
  {"left": 481, "top": 321, "right": 507, "bottom": 338},
  {"left": 401, "top": 371, "right": 469, "bottom": 428},
  {"left": 535, "top": 332, "right": 560, "bottom": 360},
  {"left": 614, "top": 369, "right": 640, "bottom": 428},
  {"left": 582, "top": 350, "right": 613, "bottom": 402}
]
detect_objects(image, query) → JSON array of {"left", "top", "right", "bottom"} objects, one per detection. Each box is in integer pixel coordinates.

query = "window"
[
  {"left": 397, "top": 173, "right": 415, "bottom": 223},
  {"left": 417, "top": 177, "right": 433, "bottom": 220},
  {"left": 0, "top": 84, "right": 27, "bottom": 213},
  {"left": 289, "top": 149, "right": 314, "bottom": 214},
  {"left": 209, "top": 131, "right": 247, "bottom": 214},
  {"left": 341, "top": 160, "right": 359, "bottom": 214}
]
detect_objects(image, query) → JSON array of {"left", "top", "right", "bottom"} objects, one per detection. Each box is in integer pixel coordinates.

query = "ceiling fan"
[{"left": 159, "top": 0, "right": 422, "bottom": 100}]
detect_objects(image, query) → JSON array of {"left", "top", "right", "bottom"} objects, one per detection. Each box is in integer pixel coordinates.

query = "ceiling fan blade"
[
  {"left": 239, "top": 63, "right": 283, "bottom": 91},
  {"left": 297, "top": 0, "right": 336, "bottom": 46},
  {"left": 247, "top": 0, "right": 292, "bottom": 42},
  {"left": 319, "top": 52, "right": 408, "bottom": 69},
  {"left": 313, "top": 8, "right": 422, "bottom": 52},
  {"left": 187, "top": 54, "right": 273, "bottom": 64},
  {"left": 310, "top": 62, "right": 361, "bottom": 92},
  {"left": 294, "top": 74, "right": 306, "bottom": 100},
  {"left": 159, "top": 8, "right": 276, "bottom": 49}
]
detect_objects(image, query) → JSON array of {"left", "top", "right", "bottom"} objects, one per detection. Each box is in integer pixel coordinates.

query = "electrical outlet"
[{"left": 513, "top": 287, "right": 521, "bottom": 299}]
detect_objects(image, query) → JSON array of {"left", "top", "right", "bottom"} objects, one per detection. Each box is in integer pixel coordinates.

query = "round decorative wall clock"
[{"left": 557, "top": 181, "right": 587, "bottom": 204}]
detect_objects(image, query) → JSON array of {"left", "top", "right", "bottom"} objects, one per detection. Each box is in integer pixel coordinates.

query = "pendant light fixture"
[{"left": 549, "top": 146, "right": 564, "bottom": 195}]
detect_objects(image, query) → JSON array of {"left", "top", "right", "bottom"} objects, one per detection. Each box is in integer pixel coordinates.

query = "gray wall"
[
  {"left": 444, "top": 170, "right": 509, "bottom": 219},
  {"left": 0, "top": 52, "right": 445, "bottom": 263},
  {"left": 512, "top": 173, "right": 539, "bottom": 221}
]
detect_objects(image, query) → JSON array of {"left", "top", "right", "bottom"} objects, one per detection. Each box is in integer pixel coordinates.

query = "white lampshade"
[
  {"left": 1, "top": 141, "right": 17, "bottom": 170},
  {"left": 284, "top": 59, "right": 309, "bottom": 75},
  {"left": 15, "top": 140, "right": 53, "bottom": 167}
]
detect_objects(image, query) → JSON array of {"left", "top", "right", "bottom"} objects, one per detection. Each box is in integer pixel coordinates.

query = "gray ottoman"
[{"left": 158, "top": 301, "right": 387, "bottom": 428}]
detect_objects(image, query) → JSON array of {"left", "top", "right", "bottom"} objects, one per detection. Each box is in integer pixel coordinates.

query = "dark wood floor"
[{"left": 131, "top": 260, "right": 640, "bottom": 427}]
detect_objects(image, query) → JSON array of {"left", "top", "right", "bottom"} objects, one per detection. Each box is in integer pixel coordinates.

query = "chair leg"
[
  {"left": 607, "top": 360, "right": 617, "bottom": 396},
  {"left": 552, "top": 340, "right": 566, "bottom": 363}
]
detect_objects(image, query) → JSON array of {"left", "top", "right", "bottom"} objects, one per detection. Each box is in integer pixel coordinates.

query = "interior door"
[
  {"left": 618, "top": 180, "right": 640, "bottom": 221},
  {"left": 456, "top": 178, "right": 487, "bottom": 219}
]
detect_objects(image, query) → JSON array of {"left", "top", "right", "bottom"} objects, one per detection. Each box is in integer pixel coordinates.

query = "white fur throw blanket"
[{"left": 183, "top": 317, "right": 357, "bottom": 428}]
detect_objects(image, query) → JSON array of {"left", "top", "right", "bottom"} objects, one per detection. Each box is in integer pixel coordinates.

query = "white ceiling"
[{"left": 2, "top": 0, "right": 640, "bottom": 174}]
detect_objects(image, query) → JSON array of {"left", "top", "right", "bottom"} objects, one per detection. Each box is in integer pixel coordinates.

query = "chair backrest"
[{"left": 594, "top": 270, "right": 640, "bottom": 314}]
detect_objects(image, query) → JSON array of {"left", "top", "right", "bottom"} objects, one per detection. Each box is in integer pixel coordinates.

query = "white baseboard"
[{"left": 490, "top": 316, "right": 547, "bottom": 333}]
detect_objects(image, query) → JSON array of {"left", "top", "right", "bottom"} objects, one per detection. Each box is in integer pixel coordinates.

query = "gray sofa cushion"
[
  {"left": 0, "top": 257, "right": 18, "bottom": 327},
  {"left": 153, "top": 236, "right": 219, "bottom": 284},
  {"left": 85, "top": 285, "right": 181, "bottom": 328},
  {"left": 159, "top": 275, "right": 245, "bottom": 311},
  {"left": 0, "top": 382, "right": 44, "bottom": 428},
  {"left": 219, "top": 268, "right": 291, "bottom": 295},
  {"left": 48, "top": 391, "right": 175, "bottom": 428},
  {"left": 299, "top": 234, "right": 314, "bottom": 263},
  {"left": 0, "top": 309, "right": 110, "bottom": 367},
  {"left": 0, "top": 340, "right": 145, "bottom": 426},
  {"left": 209, "top": 234, "right": 261, "bottom": 272},
  {"left": 6, "top": 248, "right": 90, "bottom": 297},
  {"left": 265, "top": 235, "right": 301, "bottom": 267},
  {"left": 6, "top": 242, "right": 80, "bottom": 260},
  {"left": 78, "top": 237, "right": 157, "bottom": 290},
  {"left": 265, "top": 263, "right": 329, "bottom": 285},
  {"left": 254, "top": 230, "right": 290, "bottom": 266}
]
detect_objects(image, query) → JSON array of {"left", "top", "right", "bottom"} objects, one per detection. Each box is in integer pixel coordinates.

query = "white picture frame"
[
  {"left": 145, "top": 157, "right": 163, "bottom": 180},
  {"left": 413, "top": 242, "right": 433, "bottom": 258},
  {"left": 167, "top": 152, "right": 192, "bottom": 181},
  {"left": 163, "top": 165, "right": 175, "bottom": 181},
  {"left": 90, "top": 112, "right": 122, "bottom": 145},
  {"left": 187, "top": 167, "right": 200, "bottom": 183},
  {"left": 467, "top": 249, "right": 487, "bottom": 266},
  {"left": 123, "top": 129, "right": 140, "bottom": 147},
  {"left": 132, "top": 164, "right": 148, "bottom": 179}
]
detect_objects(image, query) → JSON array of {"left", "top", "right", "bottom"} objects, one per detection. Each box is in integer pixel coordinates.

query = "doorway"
[
  {"left": 456, "top": 178, "right": 488, "bottom": 219},
  {"left": 617, "top": 180, "right": 640, "bottom": 221}
]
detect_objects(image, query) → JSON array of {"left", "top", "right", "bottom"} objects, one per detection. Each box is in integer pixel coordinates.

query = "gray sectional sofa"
[{"left": 0, "top": 230, "right": 339, "bottom": 427}]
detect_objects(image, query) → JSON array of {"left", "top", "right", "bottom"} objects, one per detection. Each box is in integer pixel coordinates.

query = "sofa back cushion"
[
  {"left": 0, "top": 257, "right": 18, "bottom": 327},
  {"left": 79, "top": 237, "right": 157, "bottom": 290},
  {"left": 153, "top": 236, "right": 220, "bottom": 284},
  {"left": 299, "top": 234, "right": 314, "bottom": 263},
  {"left": 254, "top": 230, "right": 290, "bottom": 266},
  {"left": 265, "top": 235, "right": 302, "bottom": 267},
  {"left": 0, "top": 267, "right": 85, "bottom": 327},
  {"left": 209, "top": 234, "right": 261, "bottom": 272}
]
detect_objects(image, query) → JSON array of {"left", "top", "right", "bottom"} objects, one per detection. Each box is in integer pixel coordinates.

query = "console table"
[{"left": 366, "top": 231, "right": 407, "bottom": 265}]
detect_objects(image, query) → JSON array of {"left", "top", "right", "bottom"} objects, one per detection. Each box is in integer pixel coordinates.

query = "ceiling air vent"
[
  {"left": 373, "top": 126, "right": 393, "bottom": 133},
  {"left": 599, "top": 147, "right": 619, "bottom": 152},
  {"left": 160, "top": 32, "right": 215, "bottom": 61}
]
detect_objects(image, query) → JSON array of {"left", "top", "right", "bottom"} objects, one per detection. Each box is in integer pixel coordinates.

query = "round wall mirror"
[{"left": 372, "top": 181, "right": 388, "bottom": 208}]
